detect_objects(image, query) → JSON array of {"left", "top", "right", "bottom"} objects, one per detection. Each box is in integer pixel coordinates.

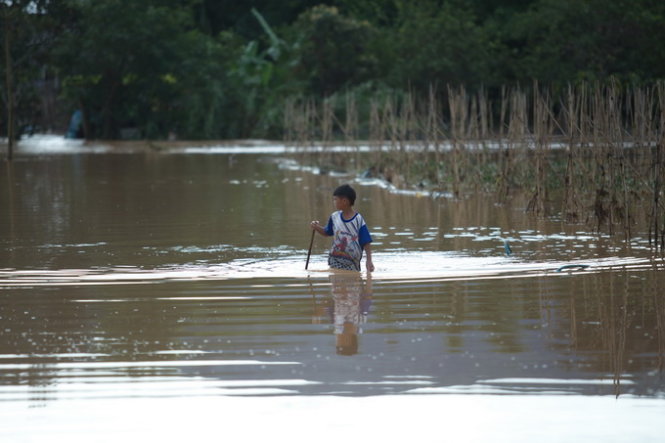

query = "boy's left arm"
[{"left": 364, "top": 243, "right": 375, "bottom": 272}]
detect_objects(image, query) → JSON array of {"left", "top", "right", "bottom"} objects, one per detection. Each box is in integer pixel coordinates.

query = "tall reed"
[{"left": 283, "top": 81, "right": 665, "bottom": 249}]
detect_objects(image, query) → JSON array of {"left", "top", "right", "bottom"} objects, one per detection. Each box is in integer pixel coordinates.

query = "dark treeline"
[{"left": 2, "top": 0, "right": 665, "bottom": 144}]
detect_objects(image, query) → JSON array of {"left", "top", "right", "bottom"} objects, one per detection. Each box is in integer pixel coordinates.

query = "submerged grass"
[{"left": 284, "top": 81, "right": 665, "bottom": 251}]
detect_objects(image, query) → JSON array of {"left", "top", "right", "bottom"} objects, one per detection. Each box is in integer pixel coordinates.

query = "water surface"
[{"left": 1, "top": 139, "right": 664, "bottom": 441}]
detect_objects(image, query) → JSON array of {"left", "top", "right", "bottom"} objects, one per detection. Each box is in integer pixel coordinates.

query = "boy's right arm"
[{"left": 310, "top": 220, "right": 329, "bottom": 236}]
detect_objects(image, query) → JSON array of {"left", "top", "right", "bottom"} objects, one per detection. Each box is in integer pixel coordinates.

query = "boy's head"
[{"left": 333, "top": 184, "right": 356, "bottom": 206}]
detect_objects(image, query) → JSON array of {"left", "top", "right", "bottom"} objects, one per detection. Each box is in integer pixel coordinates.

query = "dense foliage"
[{"left": 2, "top": 0, "right": 665, "bottom": 140}]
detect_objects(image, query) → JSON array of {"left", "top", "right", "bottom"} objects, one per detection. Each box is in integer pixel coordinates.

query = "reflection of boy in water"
[
  {"left": 329, "top": 273, "right": 372, "bottom": 356},
  {"left": 310, "top": 184, "right": 374, "bottom": 273}
]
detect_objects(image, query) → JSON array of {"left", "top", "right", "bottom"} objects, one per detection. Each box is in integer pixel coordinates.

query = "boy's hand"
[
  {"left": 364, "top": 243, "right": 374, "bottom": 273},
  {"left": 310, "top": 220, "right": 326, "bottom": 236}
]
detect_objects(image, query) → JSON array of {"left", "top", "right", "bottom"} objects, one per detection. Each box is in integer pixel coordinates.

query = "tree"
[
  {"left": 56, "top": 0, "right": 203, "bottom": 139},
  {"left": 5, "top": 0, "right": 665, "bottom": 145},
  {"left": 1, "top": 4, "right": 17, "bottom": 160},
  {"left": 287, "top": 5, "right": 379, "bottom": 97},
  {"left": 501, "top": 0, "right": 665, "bottom": 85},
  {"left": 383, "top": 0, "right": 493, "bottom": 92},
  {"left": 194, "top": 0, "right": 325, "bottom": 38},
  {"left": 1, "top": 0, "right": 60, "bottom": 160}
]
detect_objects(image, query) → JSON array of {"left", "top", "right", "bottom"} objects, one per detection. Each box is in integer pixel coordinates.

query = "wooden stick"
[{"left": 305, "top": 229, "right": 315, "bottom": 270}]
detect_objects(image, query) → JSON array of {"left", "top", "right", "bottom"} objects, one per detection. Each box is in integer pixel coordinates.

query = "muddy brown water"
[{"left": 1, "top": 139, "right": 664, "bottom": 440}]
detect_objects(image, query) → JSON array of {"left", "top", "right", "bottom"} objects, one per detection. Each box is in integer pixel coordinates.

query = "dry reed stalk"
[
  {"left": 527, "top": 82, "right": 552, "bottom": 215},
  {"left": 374, "top": 96, "right": 396, "bottom": 181},
  {"left": 608, "top": 80, "right": 628, "bottom": 238},
  {"left": 285, "top": 98, "right": 309, "bottom": 162},
  {"left": 286, "top": 81, "right": 662, "bottom": 246},
  {"left": 396, "top": 94, "right": 408, "bottom": 181},
  {"left": 369, "top": 98, "right": 384, "bottom": 169},
  {"left": 427, "top": 85, "right": 443, "bottom": 186},
  {"left": 384, "top": 96, "right": 396, "bottom": 151},
  {"left": 637, "top": 88, "right": 652, "bottom": 244},
  {"left": 344, "top": 92, "right": 357, "bottom": 142},
  {"left": 403, "top": 92, "right": 418, "bottom": 184},
  {"left": 321, "top": 98, "right": 333, "bottom": 142},
  {"left": 317, "top": 98, "right": 332, "bottom": 168},
  {"left": 283, "top": 97, "right": 294, "bottom": 143},
  {"left": 653, "top": 82, "right": 665, "bottom": 250},
  {"left": 504, "top": 87, "right": 528, "bottom": 199},
  {"left": 630, "top": 86, "right": 652, "bottom": 147},
  {"left": 344, "top": 92, "right": 360, "bottom": 167},
  {"left": 447, "top": 85, "right": 469, "bottom": 198},
  {"left": 590, "top": 83, "right": 612, "bottom": 232},
  {"left": 305, "top": 99, "right": 319, "bottom": 165},
  {"left": 463, "top": 89, "right": 492, "bottom": 192},
  {"left": 562, "top": 84, "right": 581, "bottom": 221},
  {"left": 496, "top": 86, "right": 510, "bottom": 200},
  {"left": 569, "top": 83, "right": 593, "bottom": 219},
  {"left": 625, "top": 86, "right": 652, "bottom": 242},
  {"left": 468, "top": 92, "right": 479, "bottom": 141},
  {"left": 466, "top": 92, "right": 480, "bottom": 191},
  {"left": 477, "top": 88, "right": 490, "bottom": 165}
]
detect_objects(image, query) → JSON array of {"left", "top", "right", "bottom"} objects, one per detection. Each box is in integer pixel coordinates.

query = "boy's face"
[{"left": 333, "top": 196, "right": 350, "bottom": 210}]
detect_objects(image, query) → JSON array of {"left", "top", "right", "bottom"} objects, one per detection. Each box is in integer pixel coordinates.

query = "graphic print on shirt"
[
  {"left": 332, "top": 225, "right": 360, "bottom": 261},
  {"left": 325, "top": 211, "right": 371, "bottom": 271}
]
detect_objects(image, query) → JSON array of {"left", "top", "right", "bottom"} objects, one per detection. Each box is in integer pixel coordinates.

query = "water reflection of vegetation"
[
  {"left": 543, "top": 267, "right": 665, "bottom": 397},
  {"left": 368, "top": 268, "right": 664, "bottom": 396}
]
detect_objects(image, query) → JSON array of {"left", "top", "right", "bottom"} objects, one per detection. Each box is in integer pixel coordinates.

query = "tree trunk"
[{"left": 3, "top": 8, "right": 15, "bottom": 161}]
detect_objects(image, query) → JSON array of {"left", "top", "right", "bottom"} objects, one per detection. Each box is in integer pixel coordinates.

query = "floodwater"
[{"left": 1, "top": 136, "right": 665, "bottom": 442}]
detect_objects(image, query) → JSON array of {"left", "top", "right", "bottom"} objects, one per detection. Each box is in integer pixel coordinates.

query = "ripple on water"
[{"left": 0, "top": 253, "right": 662, "bottom": 287}]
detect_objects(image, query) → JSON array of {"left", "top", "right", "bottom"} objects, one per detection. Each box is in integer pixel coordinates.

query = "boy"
[{"left": 310, "top": 184, "right": 375, "bottom": 273}]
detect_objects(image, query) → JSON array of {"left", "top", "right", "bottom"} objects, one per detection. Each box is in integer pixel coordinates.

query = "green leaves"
[
  {"left": 288, "top": 5, "right": 379, "bottom": 96},
  {"left": 3, "top": 0, "right": 665, "bottom": 142},
  {"left": 56, "top": 0, "right": 222, "bottom": 138},
  {"left": 501, "top": 0, "right": 665, "bottom": 85},
  {"left": 386, "top": 1, "right": 493, "bottom": 90}
]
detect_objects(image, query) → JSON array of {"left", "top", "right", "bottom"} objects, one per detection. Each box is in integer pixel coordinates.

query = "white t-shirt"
[{"left": 324, "top": 211, "right": 372, "bottom": 270}]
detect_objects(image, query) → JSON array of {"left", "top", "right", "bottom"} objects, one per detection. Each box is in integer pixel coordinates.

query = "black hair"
[{"left": 333, "top": 184, "right": 356, "bottom": 205}]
